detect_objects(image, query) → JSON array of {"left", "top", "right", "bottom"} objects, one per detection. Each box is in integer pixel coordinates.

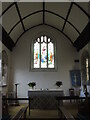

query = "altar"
[{"left": 28, "top": 89, "right": 64, "bottom": 109}]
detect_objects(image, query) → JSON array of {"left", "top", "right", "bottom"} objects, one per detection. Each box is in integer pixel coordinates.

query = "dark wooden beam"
[
  {"left": 73, "top": 2, "right": 90, "bottom": 19},
  {"left": 15, "top": 2, "right": 25, "bottom": 32},
  {"left": 1, "top": 3, "right": 15, "bottom": 17},
  {"left": 8, "top": 10, "right": 80, "bottom": 36},
  {"left": 2, "top": 26, "right": 15, "bottom": 51},
  {"left": 62, "top": 3, "right": 73, "bottom": 32},
  {"left": 45, "top": 10, "right": 80, "bottom": 34},
  {"left": 15, "top": 24, "right": 43, "bottom": 46},
  {"left": 15, "top": 23, "right": 73, "bottom": 47},
  {"left": 45, "top": 23, "right": 73, "bottom": 45},
  {"left": 73, "top": 21, "right": 90, "bottom": 51},
  {"left": 43, "top": 2, "right": 45, "bottom": 24},
  {"left": 8, "top": 10, "right": 43, "bottom": 35}
]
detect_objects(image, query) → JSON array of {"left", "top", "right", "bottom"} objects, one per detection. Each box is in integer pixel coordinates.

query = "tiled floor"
[
  {"left": 29, "top": 109, "right": 59, "bottom": 118},
  {"left": 63, "top": 101, "right": 78, "bottom": 117}
]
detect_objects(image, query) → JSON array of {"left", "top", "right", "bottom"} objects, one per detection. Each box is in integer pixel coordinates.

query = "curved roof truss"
[{"left": 1, "top": 2, "right": 90, "bottom": 51}]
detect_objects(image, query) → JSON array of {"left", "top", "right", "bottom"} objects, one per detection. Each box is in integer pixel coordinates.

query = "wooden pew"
[
  {"left": 11, "top": 105, "right": 28, "bottom": 120},
  {"left": 2, "top": 97, "right": 32, "bottom": 116},
  {"left": 58, "top": 106, "right": 75, "bottom": 120}
]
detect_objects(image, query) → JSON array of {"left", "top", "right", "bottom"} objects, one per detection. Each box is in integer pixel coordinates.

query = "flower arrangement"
[
  {"left": 55, "top": 81, "right": 62, "bottom": 87},
  {"left": 28, "top": 82, "right": 36, "bottom": 89}
]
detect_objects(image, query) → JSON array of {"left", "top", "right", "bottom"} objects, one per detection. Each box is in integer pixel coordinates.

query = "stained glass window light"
[
  {"left": 41, "top": 36, "right": 47, "bottom": 68},
  {"left": 48, "top": 39, "right": 54, "bottom": 68},
  {"left": 34, "top": 39, "right": 40, "bottom": 68}
]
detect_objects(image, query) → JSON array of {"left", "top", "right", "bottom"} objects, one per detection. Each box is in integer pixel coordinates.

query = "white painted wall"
[{"left": 11, "top": 25, "right": 79, "bottom": 98}]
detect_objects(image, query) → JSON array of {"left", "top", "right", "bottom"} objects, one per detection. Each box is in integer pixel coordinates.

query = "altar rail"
[
  {"left": 2, "top": 96, "right": 90, "bottom": 117},
  {"left": 56, "top": 96, "right": 88, "bottom": 100}
]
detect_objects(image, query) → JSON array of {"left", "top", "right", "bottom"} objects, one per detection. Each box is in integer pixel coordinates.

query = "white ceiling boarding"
[{"left": 1, "top": 2, "right": 90, "bottom": 51}]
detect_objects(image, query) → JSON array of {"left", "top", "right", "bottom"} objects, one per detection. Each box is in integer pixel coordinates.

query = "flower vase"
[{"left": 32, "top": 86, "right": 35, "bottom": 90}]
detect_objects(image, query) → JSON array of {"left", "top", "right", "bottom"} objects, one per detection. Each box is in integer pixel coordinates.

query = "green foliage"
[
  {"left": 28, "top": 82, "right": 36, "bottom": 88},
  {"left": 55, "top": 81, "right": 62, "bottom": 87}
]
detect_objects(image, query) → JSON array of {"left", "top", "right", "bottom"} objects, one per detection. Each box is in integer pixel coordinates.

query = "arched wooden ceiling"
[{"left": 1, "top": 2, "right": 90, "bottom": 51}]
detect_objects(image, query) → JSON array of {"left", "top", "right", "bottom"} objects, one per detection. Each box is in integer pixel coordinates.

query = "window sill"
[{"left": 30, "top": 68, "right": 58, "bottom": 72}]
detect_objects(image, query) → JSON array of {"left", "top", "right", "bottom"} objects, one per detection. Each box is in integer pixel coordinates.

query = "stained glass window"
[{"left": 33, "top": 35, "right": 55, "bottom": 69}]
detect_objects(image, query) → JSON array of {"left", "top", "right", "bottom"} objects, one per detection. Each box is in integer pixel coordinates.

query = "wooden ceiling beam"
[
  {"left": 62, "top": 3, "right": 73, "bottom": 32},
  {"left": 2, "top": 26, "right": 15, "bottom": 51},
  {"left": 43, "top": 2, "right": 45, "bottom": 24},
  {"left": 15, "top": 3, "right": 25, "bottom": 32},
  {"left": 73, "top": 21, "right": 90, "bottom": 51}
]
